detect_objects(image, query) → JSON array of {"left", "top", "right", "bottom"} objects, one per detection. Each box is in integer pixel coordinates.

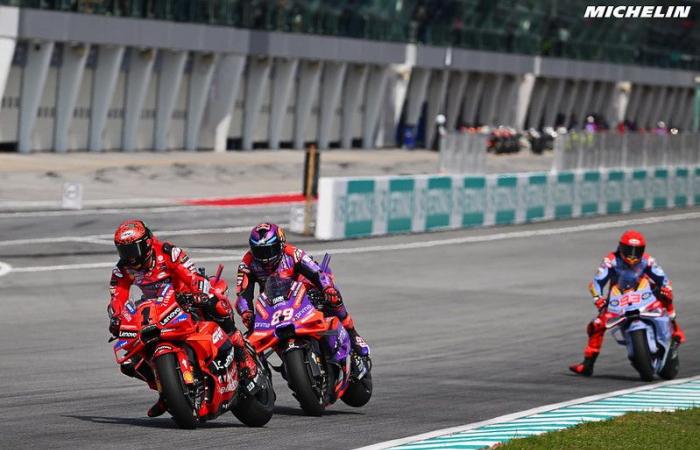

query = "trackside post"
[{"left": 302, "top": 144, "right": 320, "bottom": 235}]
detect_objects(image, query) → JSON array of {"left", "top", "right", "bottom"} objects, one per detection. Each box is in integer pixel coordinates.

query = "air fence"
[
  {"left": 438, "top": 132, "right": 488, "bottom": 174},
  {"left": 553, "top": 132, "right": 700, "bottom": 172},
  {"left": 315, "top": 166, "right": 700, "bottom": 240}
]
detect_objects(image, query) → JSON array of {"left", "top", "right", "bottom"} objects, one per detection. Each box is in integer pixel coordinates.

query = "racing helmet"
[
  {"left": 114, "top": 219, "right": 153, "bottom": 269},
  {"left": 618, "top": 229, "right": 646, "bottom": 266},
  {"left": 249, "top": 223, "right": 286, "bottom": 269}
]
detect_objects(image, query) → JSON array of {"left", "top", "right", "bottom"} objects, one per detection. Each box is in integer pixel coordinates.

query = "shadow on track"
[
  {"left": 64, "top": 414, "right": 245, "bottom": 429},
  {"left": 273, "top": 405, "right": 364, "bottom": 417},
  {"left": 585, "top": 373, "right": 652, "bottom": 382}
]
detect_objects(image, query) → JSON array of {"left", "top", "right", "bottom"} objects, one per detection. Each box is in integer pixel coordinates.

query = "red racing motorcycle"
[{"left": 111, "top": 266, "right": 275, "bottom": 428}]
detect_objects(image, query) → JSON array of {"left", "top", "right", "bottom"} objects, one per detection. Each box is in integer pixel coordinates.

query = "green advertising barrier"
[
  {"left": 462, "top": 177, "right": 487, "bottom": 227},
  {"left": 605, "top": 170, "right": 625, "bottom": 214},
  {"left": 425, "top": 177, "right": 452, "bottom": 230},
  {"left": 494, "top": 175, "right": 518, "bottom": 225},
  {"left": 652, "top": 168, "right": 669, "bottom": 208},
  {"left": 580, "top": 171, "right": 601, "bottom": 215},
  {"left": 673, "top": 167, "right": 689, "bottom": 207},
  {"left": 344, "top": 179, "right": 375, "bottom": 237},
  {"left": 629, "top": 169, "right": 648, "bottom": 212},
  {"left": 387, "top": 178, "right": 414, "bottom": 233},
  {"left": 525, "top": 174, "right": 548, "bottom": 222},
  {"left": 553, "top": 172, "right": 575, "bottom": 219},
  {"left": 315, "top": 165, "right": 700, "bottom": 240}
]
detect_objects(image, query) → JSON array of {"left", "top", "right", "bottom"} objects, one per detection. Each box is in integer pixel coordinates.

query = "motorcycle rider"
[
  {"left": 108, "top": 219, "right": 257, "bottom": 417},
  {"left": 234, "top": 223, "right": 370, "bottom": 357},
  {"left": 569, "top": 229, "right": 685, "bottom": 376}
]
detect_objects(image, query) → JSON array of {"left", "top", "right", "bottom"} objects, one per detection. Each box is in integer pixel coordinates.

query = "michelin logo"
[{"left": 584, "top": 5, "right": 690, "bottom": 18}]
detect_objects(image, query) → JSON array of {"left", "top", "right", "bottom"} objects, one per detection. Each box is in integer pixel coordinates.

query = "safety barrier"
[
  {"left": 438, "top": 132, "right": 488, "bottom": 174},
  {"left": 314, "top": 166, "right": 700, "bottom": 240},
  {"left": 552, "top": 132, "right": 700, "bottom": 172}
]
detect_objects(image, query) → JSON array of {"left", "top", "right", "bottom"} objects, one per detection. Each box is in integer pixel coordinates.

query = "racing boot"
[
  {"left": 671, "top": 319, "right": 686, "bottom": 344},
  {"left": 230, "top": 329, "right": 258, "bottom": 381},
  {"left": 569, "top": 353, "right": 598, "bottom": 377},
  {"left": 147, "top": 395, "right": 167, "bottom": 417},
  {"left": 342, "top": 316, "right": 370, "bottom": 357}
]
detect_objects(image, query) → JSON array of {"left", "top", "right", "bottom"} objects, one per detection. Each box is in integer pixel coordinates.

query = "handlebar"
[{"left": 214, "top": 264, "right": 224, "bottom": 283}]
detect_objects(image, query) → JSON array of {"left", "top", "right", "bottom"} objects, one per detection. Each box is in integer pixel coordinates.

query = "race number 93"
[{"left": 271, "top": 308, "right": 294, "bottom": 325}]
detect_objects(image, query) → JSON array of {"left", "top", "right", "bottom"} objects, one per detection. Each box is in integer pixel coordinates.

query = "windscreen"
[
  {"left": 617, "top": 269, "right": 641, "bottom": 292},
  {"left": 264, "top": 274, "right": 294, "bottom": 300}
]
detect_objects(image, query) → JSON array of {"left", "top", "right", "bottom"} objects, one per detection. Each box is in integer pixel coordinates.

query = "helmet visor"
[
  {"left": 251, "top": 241, "right": 281, "bottom": 262},
  {"left": 620, "top": 243, "right": 644, "bottom": 262},
  {"left": 117, "top": 239, "right": 151, "bottom": 267}
]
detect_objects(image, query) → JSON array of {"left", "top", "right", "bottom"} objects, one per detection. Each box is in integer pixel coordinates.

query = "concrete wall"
[{"left": 0, "top": 5, "right": 698, "bottom": 152}]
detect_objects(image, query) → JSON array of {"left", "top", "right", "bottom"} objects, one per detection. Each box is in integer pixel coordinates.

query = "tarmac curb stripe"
[{"left": 359, "top": 376, "right": 700, "bottom": 450}]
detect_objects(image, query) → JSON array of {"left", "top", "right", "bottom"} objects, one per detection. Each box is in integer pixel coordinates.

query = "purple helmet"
[{"left": 249, "top": 223, "right": 286, "bottom": 268}]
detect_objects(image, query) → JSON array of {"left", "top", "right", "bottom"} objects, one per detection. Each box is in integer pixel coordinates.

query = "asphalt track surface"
[{"left": 1, "top": 205, "right": 698, "bottom": 449}]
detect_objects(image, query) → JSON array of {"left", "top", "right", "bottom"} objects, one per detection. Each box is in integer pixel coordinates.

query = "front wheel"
[
  {"left": 341, "top": 371, "right": 372, "bottom": 407},
  {"left": 659, "top": 340, "right": 680, "bottom": 380},
  {"left": 284, "top": 348, "right": 325, "bottom": 416},
  {"left": 629, "top": 329, "right": 654, "bottom": 382},
  {"left": 155, "top": 353, "right": 198, "bottom": 429}
]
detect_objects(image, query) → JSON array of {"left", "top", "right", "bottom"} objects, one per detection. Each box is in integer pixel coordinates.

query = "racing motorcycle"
[
  {"left": 606, "top": 274, "right": 680, "bottom": 382},
  {"left": 111, "top": 265, "right": 275, "bottom": 428},
  {"left": 247, "top": 255, "right": 372, "bottom": 416}
]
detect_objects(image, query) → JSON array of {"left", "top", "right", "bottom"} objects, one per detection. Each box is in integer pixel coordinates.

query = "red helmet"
[
  {"left": 114, "top": 219, "right": 153, "bottom": 269},
  {"left": 618, "top": 229, "right": 646, "bottom": 265}
]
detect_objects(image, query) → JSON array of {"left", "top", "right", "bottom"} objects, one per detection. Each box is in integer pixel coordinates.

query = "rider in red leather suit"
[{"left": 108, "top": 219, "right": 257, "bottom": 417}]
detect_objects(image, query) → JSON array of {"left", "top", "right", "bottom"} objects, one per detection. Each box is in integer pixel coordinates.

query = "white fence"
[
  {"left": 438, "top": 132, "right": 488, "bottom": 174},
  {"left": 553, "top": 132, "right": 700, "bottom": 172}
]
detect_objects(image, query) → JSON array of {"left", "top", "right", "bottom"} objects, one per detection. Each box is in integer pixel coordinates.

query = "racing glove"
[
  {"left": 660, "top": 285, "right": 673, "bottom": 302},
  {"left": 593, "top": 296, "right": 607, "bottom": 311},
  {"left": 109, "top": 317, "right": 121, "bottom": 337},
  {"left": 241, "top": 311, "right": 254, "bottom": 330},
  {"left": 324, "top": 286, "right": 342, "bottom": 306}
]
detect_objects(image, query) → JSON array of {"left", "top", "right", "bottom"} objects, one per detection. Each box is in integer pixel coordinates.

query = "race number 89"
[{"left": 271, "top": 308, "right": 294, "bottom": 325}]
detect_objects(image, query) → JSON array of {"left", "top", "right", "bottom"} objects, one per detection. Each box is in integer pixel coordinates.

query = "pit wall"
[{"left": 314, "top": 166, "right": 700, "bottom": 240}]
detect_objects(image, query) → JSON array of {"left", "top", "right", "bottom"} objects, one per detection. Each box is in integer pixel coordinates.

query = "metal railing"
[
  {"left": 552, "top": 132, "right": 700, "bottom": 172},
  {"left": 438, "top": 132, "right": 487, "bottom": 175}
]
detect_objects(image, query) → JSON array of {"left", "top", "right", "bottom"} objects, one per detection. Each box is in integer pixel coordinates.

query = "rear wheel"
[
  {"left": 284, "top": 348, "right": 325, "bottom": 416},
  {"left": 231, "top": 353, "right": 275, "bottom": 427},
  {"left": 630, "top": 329, "right": 654, "bottom": 382},
  {"left": 155, "top": 353, "right": 198, "bottom": 429}
]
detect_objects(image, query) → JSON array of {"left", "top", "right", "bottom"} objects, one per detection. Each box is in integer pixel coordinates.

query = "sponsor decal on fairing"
[{"left": 159, "top": 307, "right": 183, "bottom": 326}]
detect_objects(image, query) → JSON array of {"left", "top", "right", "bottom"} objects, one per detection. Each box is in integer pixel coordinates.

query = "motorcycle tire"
[
  {"left": 341, "top": 371, "right": 372, "bottom": 407},
  {"left": 155, "top": 353, "right": 198, "bottom": 429},
  {"left": 630, "top": 329, "right": 655, "bottom": 382},
  {"left": 232, "top": 356, "right": 275, "bottom": 427},
  {"left": 659, "top": 341, "right": 680, "bottom": 380},
  {"left": 284, "top": 348, "right": 325, "bottom": 416}
]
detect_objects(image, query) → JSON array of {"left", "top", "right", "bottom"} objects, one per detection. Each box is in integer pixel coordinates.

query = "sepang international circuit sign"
[{"left": 315, "top": 166, "right": 699, "bottom": 240}]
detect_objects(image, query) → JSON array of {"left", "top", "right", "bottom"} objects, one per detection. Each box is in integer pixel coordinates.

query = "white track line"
[
  {"left": 2, "top": 211, "right": 699, "bottom": 277},
  {"left": 0, "top": 224, "right": 274, "bottom": 247},
  {"left": 0, "top": 202, "right": 290, "bottom": 219},
  {"left": 0, "top": 261, "right": 11, "bottom": 277},
  {"left": 357, "top": 375, "right": 700, "bottom": 450}
]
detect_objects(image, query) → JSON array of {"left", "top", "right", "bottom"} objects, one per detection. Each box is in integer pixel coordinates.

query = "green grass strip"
[{"left": 499, "top": 407, "right": 700, "bottom": 449}]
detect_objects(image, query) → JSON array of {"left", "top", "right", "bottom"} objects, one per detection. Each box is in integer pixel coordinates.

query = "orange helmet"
[
  {"left": 114, "top": 219, "right": 153, "bottom": 269},
  {"left": 618, "top": 229, "right": 645, "bottom": 265}
]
